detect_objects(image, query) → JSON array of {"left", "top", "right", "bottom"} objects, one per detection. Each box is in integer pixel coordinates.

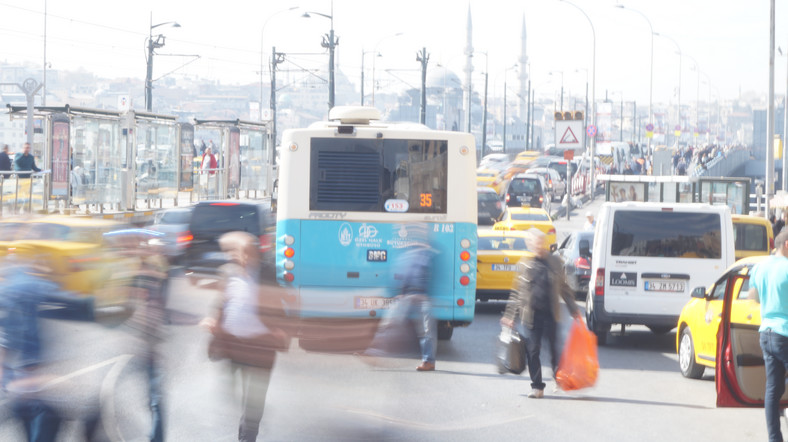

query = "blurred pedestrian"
[
  {"left": 362, "top": 223, "right": 437, "bottom": 371},
  {"left": 748, "top": 230, "right": 788, "bottom": 442},
  {"left": 0, "top": 257, "right": 97, "bottom": 441},
  {"left": 0, "top": 144, "right": 11, "bottom": 177},
  {"left": 501, "top": 229, "right": 581, "bottom": 398},
  {"left": 202, "top": 232, "right": 290, "bottom": 442},
  {"left": 583, "top": 211, "right": 595, "bottom": 231},
  {"left": 201, "top": 146, "right": 217, "bottom": 176},
  {"left": 13, "top": 142, "right": 40, "bottom": 178}
]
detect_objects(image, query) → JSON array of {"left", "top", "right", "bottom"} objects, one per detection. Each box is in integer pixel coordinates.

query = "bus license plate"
[
  {"left": 355, "top": 297, "right": 397, "bottom": 309},
  {"left": 645, "top": 281, "right": 685, "bottom": 292},
  {"left": 492, "top": 264, "right": 517, "bottom": 272}
]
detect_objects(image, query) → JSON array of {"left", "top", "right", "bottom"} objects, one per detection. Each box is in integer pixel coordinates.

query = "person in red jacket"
[{"left": 201, "top": 146, "right": 217, "bottom": 176}]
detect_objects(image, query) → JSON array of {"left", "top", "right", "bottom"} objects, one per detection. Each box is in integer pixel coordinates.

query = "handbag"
[
  {"left": 496, "top": 327, "right": 526, "bottom": 375},
  {"left": 555, "top": 318, "right": 599, "bottom": 391},
  {"left": 208, "top": 328, "right": 289, "bottom": 368}
]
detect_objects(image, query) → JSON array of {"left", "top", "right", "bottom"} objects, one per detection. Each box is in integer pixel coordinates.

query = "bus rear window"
[
  {"left": 309, "top": 138, "right": 448, "bottom": 213},
  {"left": 611, "top": 211, "right": 722, "bottom": 259}
]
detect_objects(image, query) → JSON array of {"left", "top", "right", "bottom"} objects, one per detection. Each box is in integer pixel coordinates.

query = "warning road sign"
[{"left": 560, "top": 126, "right": 579, "bottom": 144}]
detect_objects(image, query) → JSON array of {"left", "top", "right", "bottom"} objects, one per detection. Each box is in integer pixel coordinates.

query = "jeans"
[
  {"left": 367, "top": 294, "right": 436, "bottom": 364},
  {"left": 521, "top": 309, "right": 558, "bottom": 390},
  {"left": 235, "top": 364, "right": 272, "bottom": 442},
  {"left": 410, "top": 294, "right": 436, "bottom": 364},
  {"left": 759, "top": 328, "right": 788, "bottom": 442}
]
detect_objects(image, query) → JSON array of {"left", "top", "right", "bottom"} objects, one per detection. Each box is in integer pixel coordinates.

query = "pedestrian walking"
[
  {"left": 13, "top": 142, "right": 40, "bottom": 178},
  {"left": 0, "top": 144, "right": 12, "bottom": 177},
  {"left": 583, "top": 211, "right": 596, "bottom": 231},
  {"left": 748, "top": 229, "right": 788, "bottom": 442},
  {"left": 362, "top": 223, "right": 437, "bottom": 371},
  {"left": 501, "top": 229, "right": 581, "bottom": 398},
  {"left": 202, "top": 232, "right": 291, "bottom": 442}
]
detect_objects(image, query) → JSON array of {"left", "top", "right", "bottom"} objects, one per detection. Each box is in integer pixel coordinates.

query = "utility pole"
[
  {"left": 527, "top": 79, "right": 532, "bottom": 150},
  {"left": 270, "top": 47, "right": 285, "bottom": 162},
  {"left": 417, "top": 47, "right": 429, "bottom": 125},
  {"left": 482, "top": 71, "right": 488, "bottom": 159},
  {"left": 503, "top": 76, "right": 507, "bottom": 152}
]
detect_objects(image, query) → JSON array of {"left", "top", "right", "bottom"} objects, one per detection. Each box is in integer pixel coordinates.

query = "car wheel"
[
  {"left": 647, "top": 325, "right": 673, "bottom": 335},
  {"left": 586, "top": 309, "right": 609, "bottom": 346},
  {"left": 678, "top": 327, "right": 705, "bottom": 379},
  {"left": 437, "top": 321, "right": 454, "bottom": 340}
]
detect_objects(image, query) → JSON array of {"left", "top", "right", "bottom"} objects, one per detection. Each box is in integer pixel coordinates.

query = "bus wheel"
[{"left": 437, "top": 321, "right": 453, "bottom": 340}]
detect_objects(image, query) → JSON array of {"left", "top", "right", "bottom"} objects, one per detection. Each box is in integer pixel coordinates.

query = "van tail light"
[
  {"left": 595, "top": 268, "right": 605, "bottom": 296},
  {"left": 539, "top": 196, "right": 544, "bottom": 203},
  {"left": 177, "top": 231, "right": 193, "bottom": 244},
  {"left": 770, "top": 237, "right": 775, "bottom": 250},
  {"left": 259, "top": 233, "right": 273, "bottom": 254},
  {"left": 575, "top": 256, "right": 591, "bottom": 270},
  {"left": 505, "top": 194, "right": 510, "bottom": 203},
  {"left": 548, "top": 227, "right": 556, "bottom": 235}
]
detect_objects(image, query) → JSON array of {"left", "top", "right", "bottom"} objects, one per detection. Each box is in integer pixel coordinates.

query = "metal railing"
[{"left": 0, "top": 170, "right": 50, "bottom": 216}]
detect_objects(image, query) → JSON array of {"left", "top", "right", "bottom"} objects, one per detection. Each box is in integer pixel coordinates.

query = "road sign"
[
  {"left": 646, "top": 123, "right": 654, "bottom": 132},
  {"left": 586, "top": 125, "right": 597, "bottom": 137},
  {"left": 555, "top": 120, "right": 584, "bottom": 149}
]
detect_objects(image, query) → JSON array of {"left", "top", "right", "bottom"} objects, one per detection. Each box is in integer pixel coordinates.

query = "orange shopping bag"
[{"left": 555, "top": 318, "right": 599, "bottom": 391}]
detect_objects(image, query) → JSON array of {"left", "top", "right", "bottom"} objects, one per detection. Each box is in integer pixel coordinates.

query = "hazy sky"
[{"left": 0, "top": 0, "right": 781, "bottom": 107}]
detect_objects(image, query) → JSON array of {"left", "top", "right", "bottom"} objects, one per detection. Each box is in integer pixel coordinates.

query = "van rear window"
[
  {"left": 611, "top": 211, "right": 722, "bottom": 259},
  {"left": 734, "top": 223, "right": 767, "bottom": 251}
]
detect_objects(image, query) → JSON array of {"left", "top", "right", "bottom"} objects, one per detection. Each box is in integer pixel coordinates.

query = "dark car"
[
  {"left": 547, "top": 159, "right": 579, "bottom": 181},
  {"left": 477, "top": 187, "right": 503, "bottom": 226},
  {"left": 555, "top": 230, "right": 594, "bottom": 298},
  {"left": 526, "top": 167, "right": 566, "bottom": 202},
  {"left": 503, "top": 173, "right": 551, "bottom": 212},
  {"left": 149, "top": 207, "right": 193, "bottom": 264},
  {"left": 182, "top": 200, "right": 274, "bottom": 281}
]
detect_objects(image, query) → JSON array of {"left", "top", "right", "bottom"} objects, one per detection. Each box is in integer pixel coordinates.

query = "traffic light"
[
  {"left": 554, "top": 111, "right": 563, "bottom": 121},
  {"left": 563, "top": 111, "right": 573, "bottom": 120},
  {"left": 574, "top": 111, "right": 584, "bottom": 121}
]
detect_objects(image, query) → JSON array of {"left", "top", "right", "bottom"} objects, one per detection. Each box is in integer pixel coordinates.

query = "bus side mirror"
[{"left": 691, "top": 286, "right": 706, "bottom": 299}]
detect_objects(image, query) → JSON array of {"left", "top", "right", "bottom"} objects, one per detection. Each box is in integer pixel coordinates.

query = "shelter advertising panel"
[{"left": 51, "top": 114, "right": 70, "bottom": 197}]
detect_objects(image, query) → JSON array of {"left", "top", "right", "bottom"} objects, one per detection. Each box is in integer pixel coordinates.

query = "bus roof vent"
[{"left": 328, "top": 106, "right": 382, "bottom": 125}]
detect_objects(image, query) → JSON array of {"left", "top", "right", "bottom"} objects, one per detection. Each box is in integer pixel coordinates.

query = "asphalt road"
[{"left": 0, "top": 196, "right": 772, "bottom": 441}]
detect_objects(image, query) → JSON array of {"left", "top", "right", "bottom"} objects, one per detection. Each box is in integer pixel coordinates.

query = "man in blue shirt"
[
  {"left": 13, "top": 142, "right": 41, "bottom": 178},
  {"left": 749, "top": 229, "right": 788, "bottom": 442}
]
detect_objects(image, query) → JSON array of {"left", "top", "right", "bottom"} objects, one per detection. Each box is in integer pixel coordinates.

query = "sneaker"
[
  {"left": 527, "top": 389, "right": 544, "bottom": 399},
  {"left": 416, "top": 361, "right": 435, "bottom": 371}
]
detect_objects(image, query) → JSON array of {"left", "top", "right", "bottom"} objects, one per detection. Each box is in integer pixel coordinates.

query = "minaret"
[
  {"left": 464, "top": 4, "right": 474, "bottom": 132},
  {"left": 518, "top": 15, "right": 529, "bottom": 120}
]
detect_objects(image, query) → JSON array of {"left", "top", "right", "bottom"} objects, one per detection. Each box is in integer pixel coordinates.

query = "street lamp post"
[
  {"left": 501, "top": 64, "right": 518, "bottom": 153},
  {"left": 303, "top": 0, "right": 337, "bottom": 112},
  {"left": 615, "top": 5, "right": 653, "bottom": 157},
  {"left": 260, "top": 7, "right": 299, "bottom": 121},
  {"left": 368, "top": 33, "right": 404, "bottom": 107},
  {"left": 559, "top": 0, "right": 596, "bottom": 199},
  {"left": 576, "top": 68, "right": 589, "bottom": 151},
  {"left": 654, "top": 32, "right": 682, "bottom": 148},
  {"left": 360, "top": 50, "right": 379, "bottom": 105},
  {"left": 145, "top": 13, "right": 180, "bottom": 112}
]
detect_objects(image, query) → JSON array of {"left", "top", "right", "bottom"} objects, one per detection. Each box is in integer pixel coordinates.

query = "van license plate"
[
  {"left": 645, "top": 281, "right": 685, "bottom": 292},
  {"left": 355, "top": 297, "right": 397, "bottom": 309}
]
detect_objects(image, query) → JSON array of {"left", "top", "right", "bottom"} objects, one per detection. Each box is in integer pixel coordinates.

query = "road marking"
[{"left": 100, "top": 354, "right": 134, "bottom": 442}]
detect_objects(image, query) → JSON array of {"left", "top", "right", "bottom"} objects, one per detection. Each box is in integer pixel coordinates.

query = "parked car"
[
  {"left": 526, "top": 167, "right": 566, "bottom": 202},
  {"left": 676, "top": 256, "right": 762, "bottom": 379},
  {"left": 492, "top": 206, "right": 557, "bottom": 250},
  {"left": 555, "top": 230, "right": 594, "bottom": 299},
  {"left": 502, "top": 173, "right": 551, "bottom": 213},
  {"left": 182, "top": 200, "right": 274, "bottom": 282},
  {"left": 149, "top": 207, "right": 193, "bottom": 264},
  {"left": 477, "top": 187, "right": 503, "bottom": 226},
  {"left": 476, "top": 230, "right": 532, "bottom": 301}
]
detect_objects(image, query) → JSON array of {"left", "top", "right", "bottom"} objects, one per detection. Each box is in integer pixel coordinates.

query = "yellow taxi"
[
  {"left": 515, "top": 150, "right": 541, "bottom": 163},
  {"left": 8, "top": 216, "right": 134, "bottom": 308},
  {"left": 489, "top": 163, "right": 531, "bottom": 195},
  {"left": 492, "top": 206, "right": 557, "bottom": 250},
  {"left": 732, "top": 214, "right": 774, "bottom": 261},
  {"left": 676, "top": 255, "right": 764, "bottom": 379},
  {"left": 476, "top": 168, "right": 499, "bottom": 187},
  {"left": 476, "top": 230, "right": 533, "bottom": 301}
]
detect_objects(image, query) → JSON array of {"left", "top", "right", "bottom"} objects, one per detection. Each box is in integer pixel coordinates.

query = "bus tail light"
[
  {"left": 457, "top": 299, "right": 465, "bottom": 306},
  {"left": 284, "top": 272, "right": 294, "bottom": 282},
  {"left": 460, "top": 250, "right": 470, "bottom": 261},
  {"left": 284, "top": 247, "right": 295, "bottom": 258},
  {"left": 595, "top": 268, "right": 605, "bottom": 296},
  {"left": 460, "top": 275, "right": 470, "bottom": 286},
  {"left": 575, "top": 256, "right": 591, "bottom": 270}
]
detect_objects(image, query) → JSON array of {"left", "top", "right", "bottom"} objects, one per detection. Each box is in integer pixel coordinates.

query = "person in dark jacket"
[
  {"left": 14, "top": 143, "right": 41, "bottom": 178},
  {"left": 501, "top": 229, "right": 581, "bottom": 398},
  {"left": 0, "top": 144, "right": 11, "bottom": 176}
]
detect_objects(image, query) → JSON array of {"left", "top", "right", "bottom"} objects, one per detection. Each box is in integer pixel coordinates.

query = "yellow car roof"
[
  {"left": 507, "top": 206, "right": 550, "bottom": 216},
  {"left": 478, "top": 230, "right": 530, "bottom": 239}
]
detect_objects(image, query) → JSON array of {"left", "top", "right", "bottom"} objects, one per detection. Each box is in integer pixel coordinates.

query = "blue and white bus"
[{"left": 276, "top": 106, "right": 477, "bottom": 341}]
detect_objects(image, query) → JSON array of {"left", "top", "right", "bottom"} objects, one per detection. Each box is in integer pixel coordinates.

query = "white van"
[{"left": 586, "top": 202, "right": 735, "bottom": 344}]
